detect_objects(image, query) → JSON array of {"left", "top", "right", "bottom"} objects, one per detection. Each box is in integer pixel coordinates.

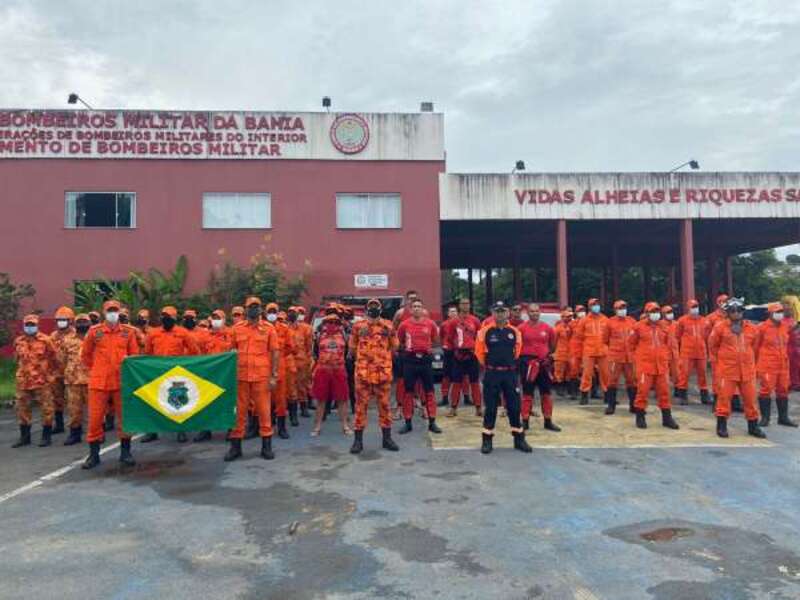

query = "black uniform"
[{"left": 480, "top": 325, "right": 523, "bottom": 434}]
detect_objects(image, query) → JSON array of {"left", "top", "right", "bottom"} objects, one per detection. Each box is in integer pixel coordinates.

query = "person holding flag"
[{"left": 192, "top": 309, "right": 233, "bottom": 443}]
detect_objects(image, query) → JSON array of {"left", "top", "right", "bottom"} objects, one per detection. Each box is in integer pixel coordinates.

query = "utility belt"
[
  {"left": 403, "top": 351, "right": 432, "bottom": 363},
  {"left": 454, "top": 349, "right": 477, "bottom": 361}
]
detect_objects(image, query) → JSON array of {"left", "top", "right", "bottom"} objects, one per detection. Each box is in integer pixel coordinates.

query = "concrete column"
[
  {"left": 556, "top": 220, "right": 569, "bottom": 307},
  {"left": 679, "top": 219, "right": 696, "bottom": 305},
  {"left": 724, "top": 256, "right": 733, "bottom": 296}
]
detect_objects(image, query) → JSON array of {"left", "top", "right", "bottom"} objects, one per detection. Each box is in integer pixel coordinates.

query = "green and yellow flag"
[{"left": 121, "top": 352, "right": 237, "bottom": 432}]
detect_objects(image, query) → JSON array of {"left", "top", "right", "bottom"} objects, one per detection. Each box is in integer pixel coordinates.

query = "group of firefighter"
[{"left": 9, "top": 289, "right": 800, "bottom": 467}]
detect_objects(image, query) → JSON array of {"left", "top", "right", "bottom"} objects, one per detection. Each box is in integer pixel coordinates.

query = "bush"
[{"left": 0, "top": 273, "right": 36, "bottom": 347}]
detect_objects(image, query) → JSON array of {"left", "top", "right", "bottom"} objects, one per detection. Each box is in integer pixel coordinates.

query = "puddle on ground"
[{"left": 640, "top": 527, "right": 694, "bottom": 542}]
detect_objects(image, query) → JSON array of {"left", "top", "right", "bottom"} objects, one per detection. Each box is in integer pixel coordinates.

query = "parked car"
[{"left": 744, "top": 304, "right": 769, "bottom": 323}]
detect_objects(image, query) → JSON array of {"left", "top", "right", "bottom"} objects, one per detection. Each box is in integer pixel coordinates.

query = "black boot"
[
  {"left": 677, "top": 389, "right": 689, "bottom": 406},
  {"left": 261, "top": 436, "right": 275, "bottom": 460},
  {"left": 747, "top": 419, "right": 766, "bottom": 439},
  {"left": 38, "top": 425, "right": 52, "bottom": 447},
  {"left": 139, "top": 432, "right": 159, "bottom": 443},
  {"left": 277, "top": 416, "right": 290, "bottom": 439},
  {"left": 661, "top": 408, "right": 679, "bottom": 430},
  {"left": 289, "top": 404, "right": 299, "bottom": 427},
  {"left": 428, "top": 418, "right": 442, "bottom": 434},
  {"left": 480, "top": 433, "right": 493, "bottom": 454},
  {"left": 119, "top": 439, "right": 136, "bottom": 466},
  {"left": 700, "top": 389, "right": 711, "bottom": 405},
  {"left": 53, "top": 411, "right": 65, "bottom": 434},
  {"left": 81, "top": 441, "right": 101, "bottom": 469},
  {"left": 605, "top": 388, "right": 617, "bottom": 415},
  {"left": 732, "top": 395, "right": 743, "bottom": 413},
  {"left": 64, "top": 426, "right": 82, "bottom": 446},
  {"left": 245, "top": 415, "right": 258, "bottom": 439},
  {"left": 627, "top": 388, "right": 637, "bottom": 413},
  {"left": 776, "top": 398, "right": 798, "bottom": 427},
  {"left": 635, "top": 410, "right": 647, "bottom": 429},
  {"left": 544, "top": 418, "right": 561, "bottom": 432},
  {"left": 103, "top": 413, "right": 115, "bottom": 432},
  {"left": 513, "top": 431, "right": 533, "bottom": 453},
  {"left": 224, "top": 439, "right": 242, "bottom": 462},
  {"left": 712, "top": 395, "right": 718, "bottom": 412},
  {"left": 398, "top": 419, "right": 413, "bottom": 434},
  {"left": 522, "top": 418, "right": 530, "bottom": 431},
  {"left": 350, "top": 429, "right": 364, "bottom": 454},
  {"left": 11, "top": 424, "right": 31, "bottom": 448},
  {"left": 176, "top": 432, "right": 188, "bottom": 443},
  {"left": 568, "top": 380, "right": 578, "bottom": 399},
  {"left": 579, "top": 391, "right": 589, "bottom": 405},
  {"left": 300, "top": 402, "right": 310, "bottom": 418},
  {"left": 758, "top": 397, "right": 771, "bottom": 427},
  {"left": 193, "top": 430, "right": 212, "bottom": 442},
  {"left": 716, "top": 416, "right": 728, "bottom": 438},
  {"left": 382, "top": 427, "right": 399, "bottom": 451}
]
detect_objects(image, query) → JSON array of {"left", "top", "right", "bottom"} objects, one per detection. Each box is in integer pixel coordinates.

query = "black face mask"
[
  {"left": 135, "top": 317, "right": 147, "bottom": 327},
  {"left": 367, "top": 307, "right": 381, "bottom": 319},
  {"left": 76, "top": 324, "right": 90, "bottom": 334},
  {"left": 119, "top": 315, "right": 129, "bottom": 324},
  {"left": 161, "top": 316, "right": 176, "bottom": 331},
  {"left": 247, "top": 306, "right": 261, "bottom": 320},
  {"left": 287, "top": 313, "right": 297, "bottom": 323},
  {"left": 89, "top": 315, "right": 100, "bottom": 325},
  {"left": 183, "top": 318, "right": 196, "bottom": 330}
]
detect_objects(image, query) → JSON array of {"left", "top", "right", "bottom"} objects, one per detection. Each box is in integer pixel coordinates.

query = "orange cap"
[
  {"left": 686, "top": 299, "right": 699, "bottom": 309},
  {"left": 75, "top": 313, "right": 90, "bottom": 322},
  {"left": 55, "top": 306, "right": 75, "bottom": 319},
  {"left": 265, "top": 302, "right": 279, "bottom": 312},
  {"left": 232, "top": 305, "right": 245, "bottom": 316},
  {"left": 160, "top": 306, "right": 178, "bottom": 318},
  {"left": 645, "top": 301, "right": 660, "bottom": 313},
  {"left": 245, "top": 297, "right": 261, "bottom": 307},
  {"left": 23, "top": 314, "right": 39, "bottom": 324},
  {"left": 767, "top": 302, "right": 783, "bottom": 313},
  {"left": 613, "top": 300, "right": 627, "bottom": 310},
  {"left": 183, "top": 309, "right": 197, "bottom": 318},
  {"left": 103, "top": 300, "right": 121, "bottom": 311}
]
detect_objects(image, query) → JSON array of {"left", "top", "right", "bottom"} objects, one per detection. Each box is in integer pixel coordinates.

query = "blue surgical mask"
[
  {"left": 616, "top": 309, "right": 627, "bottom": 318},
  {"left": 591, "top": 305, "right": 601, "bottom": 314},
  {"left": 23, "top": 325, "right": 38, "bottom": 336}
]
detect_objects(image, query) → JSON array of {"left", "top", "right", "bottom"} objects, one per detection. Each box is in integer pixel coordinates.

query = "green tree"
[
  {"left": 731, "top": 250, "right": 781, "bottom": 304},
  {"left": 0, "top": 273, "right": 36, "bottom": 346}
]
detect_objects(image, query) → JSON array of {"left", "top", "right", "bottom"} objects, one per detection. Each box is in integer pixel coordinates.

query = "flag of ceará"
[{"left": 121, "top": 351, "right": 237, "bottom": 432}]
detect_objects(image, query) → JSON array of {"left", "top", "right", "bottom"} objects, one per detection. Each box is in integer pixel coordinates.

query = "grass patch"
[{"left": 0, "top": 357, "right": 15, "bottom": 402}]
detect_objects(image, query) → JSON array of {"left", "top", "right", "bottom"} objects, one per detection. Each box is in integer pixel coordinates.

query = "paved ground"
[{"left": 1, "top": 391, "right": 800, "bottom": 600}]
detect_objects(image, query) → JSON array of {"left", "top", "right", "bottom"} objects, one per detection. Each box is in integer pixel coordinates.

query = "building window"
[
  {"left": 336, "top": 193, "right": 402, "bottom": 229},
  {"left": 202, "top": 193, "right": 271, "bottom": 229},
  {"left": 65, "top": 192, "right": 136, "bottom": 228}
]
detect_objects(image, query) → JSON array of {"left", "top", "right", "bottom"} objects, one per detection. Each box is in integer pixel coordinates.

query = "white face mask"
[
  {"left": 23, "top": 325, "right": 38, "bottom": 336},
  {"left": 56, "top": 319, "right": 69, "bottom": 329},
  {"left": 665, "top": 313, "right": 674, "bottom": 321},
  {"left": 576, "top": 311, "right": 586, "bottom": 319},
  {"left": 520, "top": 312, "right": 530, "bottom": 322},
  {"left": 773, "top": 312, "right": 784, "bottom": 322},
  {"left": 105, "top": 312, "right": 119, "bottom": 324},
  {"left": 616, "top": 309, "right": 627, "bottom": 318},
  {"left": 297, "top": 314, "right": 305, "bottom": 322},
  {"left": 266, "top": 313, "right": 278, "bottom": 323},
  {"left": 211, "top": 318, "right": 224, "bottom": 329},
  {"left": 689, "top": 308, "right": 700, "bottom": 316},
  {"left": 649, "top": 313, "right": 661, "bottom": 322}
]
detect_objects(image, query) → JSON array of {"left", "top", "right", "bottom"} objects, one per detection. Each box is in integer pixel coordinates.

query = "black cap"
[{"left": 492, "top": 301, "right": 509, "bottom": 312}]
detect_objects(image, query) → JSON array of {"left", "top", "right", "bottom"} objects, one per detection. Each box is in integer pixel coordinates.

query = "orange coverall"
[
  {"left": 145, "top": 326, "right": 199, "bottom": 356},
  {"left": 754, "top": 320, "right": 790, "bottom": 399},
  {"left": 567, "top": 319, "right": 583, "bottom": 381},
  {"left": 271, "top": 321, "right": 296, "bottom": 417},
  {"left": 706, "top": 309, "right": 727, "bottom": 396},
  {"left": 59, "top": 330, "right": 90, "bottom": 428},
  {"left": 349, "top": 318, "right": 398, "bottom": 431},
  {"left": 229, "top": 321, "right": 278, "bottom": 438},
  {"left": 290, "top": 320, "right": 313, "bottom": 402},
  {"left": 675, "top": 314, "right": 709, "bottom": 391},
  {"left": 575, "top": 314, "right": 610, "bottom": 393},
  {"left": 14, "top": 332, "right": 58, "bottom": 427},
  {"left": 661, "top": 319, "right": 679, "bottom": 384},
  {"left": 605, "top": 315, "right": 636, "bottom": 391},
  {"left": 81, "top": 323, "right": 139, "bottom": 443},
  {"left": 630, "top": 320, "right": 672, "bottom": 411},
  {"left": 553, "top": 319, "right": 572, "bottom": 384},
  {"left": 707, "top": 320, "right": 760, "bottom": 421}
]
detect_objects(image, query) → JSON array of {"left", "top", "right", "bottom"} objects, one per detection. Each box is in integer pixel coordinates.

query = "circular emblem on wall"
[
  {"left": 330, "top": 113, "right": 370, "bottom": 154},
  {"left": 158, "top": 377, "right": 200, "bottom": 416}
]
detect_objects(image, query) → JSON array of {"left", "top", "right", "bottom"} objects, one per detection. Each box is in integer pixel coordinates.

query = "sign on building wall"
[
  {"left": 440, "top": 173, "right": 800, "bottom": 220},
  {"left": 0, "top": 110, "right": 444, "bottom": 161},
  {"left": 354, "top": 274, "right": 389, "bottom": 289}
]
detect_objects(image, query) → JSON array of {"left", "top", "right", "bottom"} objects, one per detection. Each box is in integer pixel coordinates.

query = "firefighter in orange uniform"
[
  {"left": 182, "top": 309, "right": 211, "bottom": 352},
  {"left": 675, "top": 299, "right": 710, "bottom": 405},
  {"left": 349, "top": 298, "right": 401, "bottom": 453},
  {"left": 81, "top": 300, "right": 139, "bottom": 469},
  {"left": 231, "top": 306, "right": 245, "bottom": 325},
  {"left": 11, "top": 315, "right": 58, "bottom": 448},
  {"left": 552, "top": 308, "right": 573, "bottom": 397},
  {"left": 288, "top": 306, "right": 313, "bottom": 420},
  {"left": 264, "top": 303, "right": 295, "bottom": 440},
  {"left": 660, "top": 305, "right": 680, "bottom": 401},
  {"left": 630, "top": 302, "right": 680, "bottom": 430},
  {"left": 604, "top": 300, "right": 637, "bottom": 415},
  {"left": 226, "top": 297, "right": 280, "bottom": 461},
  {"left": 755, "top": 303, "right": 797, "bottom": 428},
  {"left": 50, "top": 306, "right": 76, "bottom": 435},
  {"left": 191, "top": 309, "right": 233, "bottom": 443},
  {"left": 575, "top": 298, "right": 609, "bottom": 404},
  {"left": 59, "top": 313, "right": 92, "bottom": 445},
  {"left": 295, "top": 307, "right": 314, "bottom": 409},
  {"left": 567, "top": 304, "right": 586, "bottom": 399},
  {"left": 139, "top": 306, "right": 199, "bottom": 444},
  {"left": 707, "top": 297, "right": 766, "bottom": 439},
  {"left": 706, "top": 293, "right": 730, "bottom": 406},
  {"left": 277, "top": 310, "right": 301, "bottom": 427}
]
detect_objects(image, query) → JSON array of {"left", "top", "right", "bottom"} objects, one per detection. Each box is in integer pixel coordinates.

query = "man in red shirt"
[
  {"left": 392, "top": 290, "right": 422, "bottom": 418},
  {"left": 439, "top": 305, "right": 458, "bottom": 407},
  {"left": 396, "top": 299, "right": 442, "bottom": 435},
  {"left": 446, "top": 297, "right": 483, "bottom": 417},
  {"left": 518, "top": 304, "right": 560, "bottom": 432}
]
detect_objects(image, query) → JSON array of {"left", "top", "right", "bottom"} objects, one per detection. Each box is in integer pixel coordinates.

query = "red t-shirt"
[
  {"left": 440, "top": 318, "right": 457, "bottom": 350},
  {"left": 519, "top": 320, "right": 554, "bottom": 359},
  {"left": 397, "top": 318, "right": 439, "bottom": 354},
  {"left": 448, "top": 314, "right": 482, "bottom": 351}
]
